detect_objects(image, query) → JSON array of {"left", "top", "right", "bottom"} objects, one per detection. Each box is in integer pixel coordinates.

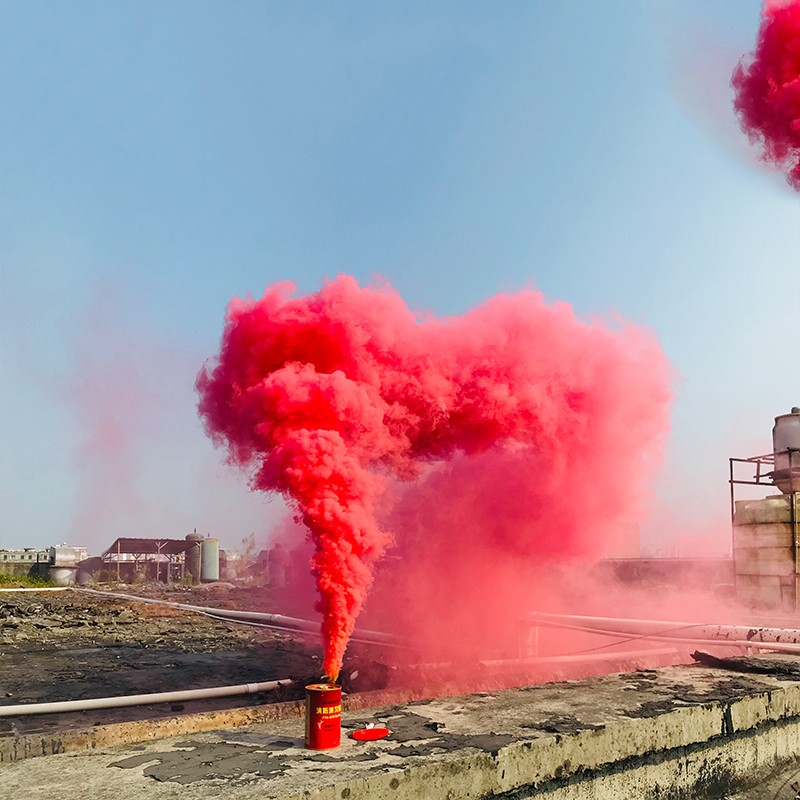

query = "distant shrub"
[{"left": 0, "top": 574, "right": 55, "bottom": 588}]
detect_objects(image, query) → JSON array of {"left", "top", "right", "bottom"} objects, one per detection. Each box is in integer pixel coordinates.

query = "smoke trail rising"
[
  {"left": 733, "top": 0, "right": 800, "bottom": 188},
  {"left": 196, "top": 276, "right": 672, "bottom": 679}
]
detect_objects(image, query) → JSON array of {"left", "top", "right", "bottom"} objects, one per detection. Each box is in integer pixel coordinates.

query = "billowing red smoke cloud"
[
  {"left": 196, "top": 276, "right": 672, "bottom": 680},
  {"left": 733, "top": 0, "right": 800, "bottom": 188}
]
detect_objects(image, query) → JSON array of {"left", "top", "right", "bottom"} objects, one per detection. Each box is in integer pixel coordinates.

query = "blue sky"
[{"left": 1, "top": 0, "right": 798, "bottom": 555}]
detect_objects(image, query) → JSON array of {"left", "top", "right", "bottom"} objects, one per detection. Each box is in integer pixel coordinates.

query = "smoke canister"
[{"left": 305, "top": 683, "right": 341, "bottom": 749}]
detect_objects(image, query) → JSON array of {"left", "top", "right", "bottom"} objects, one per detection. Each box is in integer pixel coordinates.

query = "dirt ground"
[
  {"left": 0, "top": 584, "right": 392, "bottom": 737},
  {"left": 0, "top": 583, "right": 693, "bottom": 742}
]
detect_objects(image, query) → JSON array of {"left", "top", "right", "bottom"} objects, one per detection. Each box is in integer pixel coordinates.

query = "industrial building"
[
  {"left": 0, "top": 549, "right": 49, "bottom": 580},
  {"left": 100, "top": 533, "right": 220, "bottom": 584}
]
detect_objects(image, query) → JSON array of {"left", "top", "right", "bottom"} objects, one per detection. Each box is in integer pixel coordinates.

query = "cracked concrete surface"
[{"left": 2, "top": 661, "right": 800, "bottom": 799}]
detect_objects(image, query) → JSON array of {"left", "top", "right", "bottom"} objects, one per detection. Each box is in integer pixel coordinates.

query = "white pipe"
[
  {"left": 78, "top": 588, "right": 321, "bottom": 631},
  {"left": 526, "top": 611, "right": 800, "bottom": 645},
  {"left": 408, "top": 648, "right": 682, "bottom": 673},
  {"left": 554, "top": 624, "right": 800, "bottom": 654},
  {"left": 77, "top": 588, "right": 401, "bottom": 645},
  {"left": 194, "top": 609, "right": 412, "bottom": 650},
  {"left": 479, "top": 647, "right": 681, "bottom": 669},
  {"left": 0, "top": 679, "right": 293, "bottom": 717},
  {"left": 524, "top": 612, "right": 800, "bottom": 654},
  {"left": 0, "top": 587, "right": 70, "bottom": 592}
]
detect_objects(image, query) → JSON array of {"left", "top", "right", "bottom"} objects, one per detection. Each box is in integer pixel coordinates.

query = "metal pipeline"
[
  {"left": 192, "top": 609, "right": 411, "bottom": 650},
  {"left": 407, "top": 648, "right": 682, "bottom": 674},
  {"left": 0, "top": 679, "right": 293, "bottom": 717},
  {"left": 524, "top": 612, "right": 800, "bottom": 654},
  {"left": 76, "top": 588, "right": 402, "bottom": 646},
  {"left": 0, "top": 587, "right": 70, "bottom": 592},
  {"left": 479, "top": 647, "right": 681, "bottom": 669}
]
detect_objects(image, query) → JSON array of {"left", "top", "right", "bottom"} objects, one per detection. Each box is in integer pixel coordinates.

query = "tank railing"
[
  {"left": 730, "top": 451, "right": 777, "bottom": 487},
  {"left": 730, "top": 449, "right": 800, "bottom": 483},
  {"left": 729, "top": 449, "right": 800, "bottom": 529}
]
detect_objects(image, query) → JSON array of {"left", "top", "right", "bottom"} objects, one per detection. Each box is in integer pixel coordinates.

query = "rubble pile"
[
  {"left": 0, "top": 589, "right": 325, "bottom": 731},
  {"left": 0, "top": 593, "right": 258, "bottom": 651}
]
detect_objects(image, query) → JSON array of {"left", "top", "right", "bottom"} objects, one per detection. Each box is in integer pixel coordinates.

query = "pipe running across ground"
[
  {"left": 524, "top": 611, "right": 800, "bottom": 655},
  {"left": 75, "top": 588, "right": 405, "bottom": 647},
  {"left": 0, "top": 680, "right": 293, "bottom": 717}
]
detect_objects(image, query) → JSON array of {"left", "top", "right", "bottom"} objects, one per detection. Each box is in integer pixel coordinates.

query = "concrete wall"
[
  {"left": 734, "top": 493, "right": 800, "bottom": 611},
  {"left": 0, "top": 551, "right": 49, "bottom": 580},
  {"left": 6, "top": 661, "right": 800, "bottom": 799}
]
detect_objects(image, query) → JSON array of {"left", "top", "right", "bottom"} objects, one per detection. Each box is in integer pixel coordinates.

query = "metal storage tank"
[
  {"left": 185, "top": 532, "right": 204, "bottom": 584},
  {"left": 49, "top": 567, "right": 78, "bottom": 586},
  {"left": 200, "top": 537, "right": 219, "bottom": 582},
  {"left": 773, "top": 407, "right": 800, "bottom": 493}
]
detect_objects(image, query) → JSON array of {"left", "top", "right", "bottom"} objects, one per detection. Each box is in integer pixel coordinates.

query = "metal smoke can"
[{"left": 305, "top": 683, "right": 341, "bottom": 750}]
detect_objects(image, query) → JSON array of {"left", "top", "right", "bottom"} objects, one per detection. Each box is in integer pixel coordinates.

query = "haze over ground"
[{"left": 0, "top": 0, "right": 798, "bottom": 556}]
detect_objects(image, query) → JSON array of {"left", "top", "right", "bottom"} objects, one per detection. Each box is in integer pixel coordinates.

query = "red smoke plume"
[
  {"left": 196, "top": 276, "right": 672, "bottom": 680},
  {"left": 733, "top": 0, "right": 800, "bottom": 188}
]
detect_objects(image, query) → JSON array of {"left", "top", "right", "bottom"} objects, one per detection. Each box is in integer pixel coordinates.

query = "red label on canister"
[{"left": 305, "top": 683, "right": 342, "bottom": 750}]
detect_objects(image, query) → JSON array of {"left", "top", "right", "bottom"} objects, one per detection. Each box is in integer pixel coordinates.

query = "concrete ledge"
[
  {"left": 0, "top": 651, "right": 681, "bottom": 763},
  {"left": 0, "top": 686, "right": 456, "bottom": 764},
  {"left": 0, "top": 698, "right": 304, "bottom": 763},
  {"left": 3, "top": 662, "right": 800, "bottom": 799}
]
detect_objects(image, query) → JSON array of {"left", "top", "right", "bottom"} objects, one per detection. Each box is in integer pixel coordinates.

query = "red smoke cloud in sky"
[
  {"left": 733, "top": 0, "right": 800, "bottom": 188},
  {"left": 196, "top": 276, "right": 672, "bottom": 680}
]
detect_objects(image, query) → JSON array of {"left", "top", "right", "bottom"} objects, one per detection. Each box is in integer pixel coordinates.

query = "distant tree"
[{"left": 240, "top": 533, "right": 257, "bottom": 565}]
